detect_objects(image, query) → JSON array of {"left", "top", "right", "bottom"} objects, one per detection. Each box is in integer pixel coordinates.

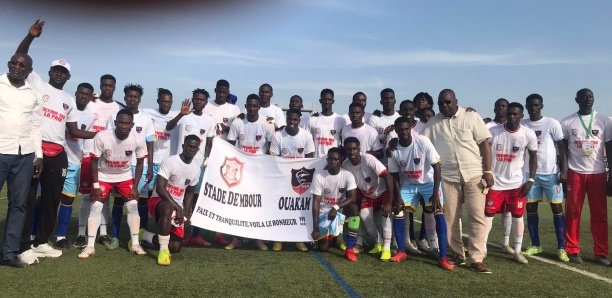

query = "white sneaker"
[
  {"left": 19, "top": 249, "right": 39, "bottom": 265},
  {"left": 78, "top": 247, "right": 95, "bottom": 259},
  {"left": 405, "top": 240, "right": 422, "bottom": 254},
  {"left": 514, "top": 252, "right": 528, "bottom": 264},
  {"left": 417, "top": 239, "right": 430, "bottom": 252},
  {"left": 130, "top": 244, "right": 147, "bottom": 256},
  {"left": 502, "top": 244, "right": 515, "bottom": 255},
  {"left": 31, "top": 243, "right": 62, "bottom": 258}
]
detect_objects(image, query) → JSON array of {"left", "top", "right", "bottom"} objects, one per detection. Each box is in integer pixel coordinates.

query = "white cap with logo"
[{"left": 51, "top": 59, "right": 71, "bottom": 72}]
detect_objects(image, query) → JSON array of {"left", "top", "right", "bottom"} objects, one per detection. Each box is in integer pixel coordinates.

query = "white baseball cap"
[{"left": 51, "top": 59, "right": 71, "bottom": 72}]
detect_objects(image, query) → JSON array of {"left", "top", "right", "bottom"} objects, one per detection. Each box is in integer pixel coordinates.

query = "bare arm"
[
  {"left": 555, "top": 139, "right": 568, "bottom": 184},
  {"left": 66, "top": 122, "right": 97, "bottom": 139},
  {"left": 166, "top": 99, "right": 190, "bottom": 131},
  {"left": 520, "top": 149, "right": 537, "bottom": 196},
  {"left": 478, "top": 138, "right": 494, "bottom": 187},
  {"left": 311, "top": 194, "right": 321, "bottom": 240},
  {"left": 16, "top": 20, "right": 44, "bottom": 54}
]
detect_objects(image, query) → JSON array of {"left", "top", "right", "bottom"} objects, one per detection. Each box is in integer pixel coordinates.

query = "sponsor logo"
[
  {"left": 220, "top": 157, "right": 244, "bottom": 188},
  {"left": 496, "top": 144, "right": 504, "bottom": 151},
  {"left": 282, "top": 148, "right": 288, "bottom": 155},
  {"left": 104, "top": 149, "right": 112, "bottom": 156},
  {"left": 399, "top": 160, "right": 407, "bottom": 167},
  {"left": 323, "top": 188, "right": 330, "bottom": 194},
  {"left": 315, "top": 128, "right": 321, "bottom": 134},
  {"left": 185, "top": 125, "right": 192, "bottom": 132},
  {"left": 42, "top": 95, "right": 49, "bottom": 102},
  {"left": 169, "top": 174, "right": 177, "bottom": 182},
  {"left": 291, "top": 167, "right": 315, "bottom": 195}
]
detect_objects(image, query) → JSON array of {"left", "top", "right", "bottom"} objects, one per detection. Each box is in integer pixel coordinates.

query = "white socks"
[
  {"left": 360, "top": 207, "right": 381, "bottom": 244},
  {"left": 126, "top": 200, "right": 141, "bottom": 245},
  {"left": 87, "top": 201, "right": 103, "bottom": 247},
  {"left": 142, "top": 230, "right": 155, "bottom": 245},
  {"left": 100, "top": 200, "right": 110, "bottom": 236},
  {"left": 78, "top": 194, "right": 91, "bottom": 236},
  {"left": 424, "top": 212, "right": 439, "bottom": 250},
  {"left": 512, "top": 216, "right": 524, "bottom": 253},
  {"left": 158, "top": 235, "right": 170, "bottom": 250},
  {"left": 502, "top": 211, "right": 512, "bottom": 247},
  {"left": 484, "top": 216, "right": 494, "bottom": 252},
  {"left": 382, "top": 216, "right": 392, "bottom": 249}
]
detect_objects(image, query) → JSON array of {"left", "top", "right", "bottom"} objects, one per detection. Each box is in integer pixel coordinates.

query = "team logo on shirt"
[
  {"left": 256, "top": 135, "right": 262, "bottom": 141},
  {"left": 290, "top": 167, "right": 315, "bottom": 194},
  {"left": 223, "top": 118, "right": 229, "bottom": 124},
  {"left": 592, "top": 129, "right": 599, "bottom": 136},
  {"left": 330, "top": 129, "right": 336, "bottom": 135},
  {"left": 496, "top": 144, "right": 503, "bottom": 151},
  {"left": 136, "top": 126, "right": 142, "bottom": 133},
  {"left": 42, "top": 95, "right": 49, "bottom": 102},
  {"left": 220, "top": 156, "right": 244, "bottom": 188},
  {"left": 63, "top": 103, "right": 69, "bottom": 110},
  {"left": 200, "top": 129, "right": 206, "bottom": 135},
  {"left": 185, "top": 125, "right": 192, "bottom": 132},
  {"left": 169, "top": 175, "right": 177, "bottom": 182},
  {"left": 364, "top": 177, "right": 371, "bottom": 183},
  {"left": 282, "top": 148, "right": 288, "bottom": 155},
  {"left": 315, "top": 128, "right": 321, "bottom": 134},
  {"left": 413, "top": 158, "right": 421, "bottom": 165},
  {"left": 399, "top": 160, "right": 407, "bottom": 167},
  {"left": 571, "top": 129, "right": 578, "bottom": 136},
  {"left": 323, "top": 188, "right": 330, "bottom": 194},
  {"left": 185, "top": 179, "right": 191, "bottom": 186},
  {"left": 297, "top": 148, "right": 304, "bottom": 154},
  {"left": 80, "top": 124, "right": 86, "bottom": 130},
  {"left": 535, "top": 130, "right": 542, "bottom": 137},
  {"left": 512, "top": 146, "right": 519, "bottom": 152},
  {"left": 104, "top": 149, "right": 112, "bottom": 156},
  {"left": 125, "top": 150, "right": 133, "bottom": 156},
  {"left": 239, "top": 134, "right": 246, "bottom": 141}
]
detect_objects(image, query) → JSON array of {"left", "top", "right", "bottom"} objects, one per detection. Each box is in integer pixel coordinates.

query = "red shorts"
[
  {"left": 147, "top": 196, "right": 184, "bottom": 239},
  {"left": 359, "top": 191, "right": 388, "bottom": 209},
  {"left": 99, "top": 180, "right": 133, "bottom": 199},
  {"left": 485, "top": 188, "right": 526, "bottom": 217},
  {"left": 79, "top": 156, "right": 92, "bottom": 194}
]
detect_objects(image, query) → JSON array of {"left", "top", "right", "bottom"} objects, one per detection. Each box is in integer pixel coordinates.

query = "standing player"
[
  {"left": 306, "top": 89, "right": 346, "bottom": 157},
  {"left": 204, "top": 80, "right": 241, "bottom": 140},
  {"left": 486, "top": 98, "right": 509, "bottom": 129},
  {"left": 78, "top": 109, "right": 148, "bottom": 259},
  {"left": 367, "top": 88, "right": 400, "bottom": 162},
  {"left": 521, "top": 94, "right": 569, "bottom": 262},
  {"left": 342, "top": 137, "right": 395, "bottom": 261},
  {"left": 269, "top": 108, "right": 315, "bottom": 252},
  {"left": 561, "top": 88, "right": 611, "bottom": 266},
  {"left": 288, "top": 95, "right": 310, "bottom": 129},
  {"left": 413, "top": 92, "right": 433, "bottom": 120},
  {"left": 388, "top": 117, "right": 453, "bottom": 270},
  {"left": 342, "top": 103, "right": 383, "bottom": 160},
  {"left": 485, "top": 102, "right": 537, "bottom": 264},
  {"left": 311, "top": 147, "right": 361, "bottom": 262},
  {"left": 344, "top": 92, "right": 372, "bottom": 124},
  {"left": 258, "top": 83, "right": 286, "bottom": 130},
  {"left": 141, "top": 135, "right": 201, "bottom": 265},
  {"left": 166, "top": 89, "right": 215, "bottom": 247}
]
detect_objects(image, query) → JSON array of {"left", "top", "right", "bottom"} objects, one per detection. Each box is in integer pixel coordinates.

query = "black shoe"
[
  {"left": 54, "top": 238, "right": 74, "bottom": 249},
  {"left": 568, "top": 254, "right": 583, "bottom": 264},
  {"left": 470, "top": 262, "right": 492, "bottom": 274},
  {"left": 594, "top": 256, "right": 611, "bottom": 266},
  {"left": 1, "top": 256, "right": 29, "bottom": 268},
  {"left": 97, "top": 235, "right": 112, "bottom": 248},
  {"left": 449, "top": 255, "right": 466, "bottom": 266},
  {"left": 74, "top": 235, "right": 87, "bottom": 249}
]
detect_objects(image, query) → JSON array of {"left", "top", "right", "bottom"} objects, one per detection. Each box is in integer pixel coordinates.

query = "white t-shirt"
[
  {"left": 299, "top": 113, "right": 311, "bottom": 129},
  {"left": 152, "top": 155, "right": 201, "bottom": 206},
  {"left": 269, "top": 128, "right": 315, "bottom": 158},
  {"left": 342, "top": 154, "right": 388, "bottom": 199},
  {"left": 388, "top": 134, "right": 440, "bottom": 185},
  {"left": 65, "top": 106, "right": 95, "bottom": 165},
  {"left": 311, "top": 168, "right": 357, "bottom": 215},
  {"left": 486, "top": 121, "right": 503, "bottom": 130},
  {"left": 341, "top": 123, "right": 383, "bottom": 153},
  {"left": 143, "top": 108, "right": 178, "bottom": 164},
  {"left": 521, "top": 117, "right": 564, "bottom": 175},
  {"left": 561, "top": 112, "right": 612, "bottom": 174},
  {"left": 259, "top": 104, "right": 286, "bottom": 129},
  {"left": 92, "top": 129, "right": 147, "bottom": 183},
  {"left": 489, "top": 124, "right": 538, "bottom": 190},
  {"left": 174, "top": 112, "right": 216, "bottom": 166},
  {"left": 228, "top": 117, "right": 274, "bottom": 155},
  {"left": 203, "top": 101, "right": 241, "bottom": 139},
  {"left": 385, "top": 121, "right": 425, "bottom": 147},
  {"left": 108, "top": 111, "right": 155, "bottom": 165},
  {"left": 83, "top": 100, "right": 122, "bottom": 154},
  {"left": 343, "top": 112, "right": 372, "bottom": 125},
  {"left": 27, "top": 71, "right": 78, "bottom": 147},
  {"left": 367, "top": 112, "right": 400, "bottom": 147},
  {"left": 306, "top": 113, "right": 346, "bottom": 157}
]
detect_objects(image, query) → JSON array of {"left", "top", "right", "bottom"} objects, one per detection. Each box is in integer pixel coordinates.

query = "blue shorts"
[
  {"left": 61, "top": 163, "right": 81, "bottom": 198},
  {"left": 194, "top": 169, "right": 205, "bottom": 194},
  {"left": 148, "top": 163, "right": 161, "bottom": 191},
  {"left": 526, "top": 174, "right": 564, "bottom": 204},
  {"left": 131, "top": 165, "right": 150, "bottom": 198},
  {"left": 317, "top": 212, "right": 346, "bottom": 240},
  {"left": 400, "top": 182, "right": 443, "bottom": 212}
]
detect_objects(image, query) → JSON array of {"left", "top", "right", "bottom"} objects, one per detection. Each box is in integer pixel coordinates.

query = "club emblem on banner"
[
  {"left": 220, "top": 157, "right": 244, "bottom": 188},
  {"left": 291, "top": 167, "right": 315, "bottom": 194}
]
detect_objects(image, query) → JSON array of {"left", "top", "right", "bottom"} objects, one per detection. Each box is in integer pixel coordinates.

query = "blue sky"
[{"left": 1, "top": 0, "right": 611, "bottom": 119}]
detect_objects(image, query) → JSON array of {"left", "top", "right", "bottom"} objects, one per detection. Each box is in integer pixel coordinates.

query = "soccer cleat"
[
  {"left": 214, "top": 233, "right": 230, "bottom": 246},
  {"left": 594, "top": 256, "right": 611, "bottom": 266},
  {"left": 31, "top": 244, "right": 63, "bottom": 258},
  {"left": 417, "top": 239, "right": 430, "bottom": 252},
  {"left": 78, "top": 247, "right": 95, "bottom": 259},
  {"left": 558, "top": 249, "right": 569, "bottom": 262},
  {"left": 390, "top": 251, "right": 407, "bottom": 263},
  {"left": 470, "top": 262, "right": 492, "bottom": 274},
  {"left": 295, "top": 242, "right": 308, "bottom": 252},
  {"left": 157, "top": 248, "right": 171, "bottom": 266},
  {"left": 345, "top": 249, "right": 358, "bottom": 262},
  {"left": 568, "top": 254, "right": 583, "bottom": 264},
  {"left": 380, "top": 248, "right": 391, "bottom": 262},
  {"left": 129, "top": 244, "right": 147, "bottom": 256},
  {"left": 513, "top": 252, "right": 528, "bottom": 264},
  {"left": 19, "top": 249, "right": 39, "bottom": 265},
  {"left": 54, "top": 238, "right": 74, "bottom": 250},
  {"left": 225, "top": 239, "right": 240, "bottom": 250},
  {"left": 438, "top": 257, "right": 455, "bottom": 271},
  {"left": 74, "top": 235, "right": 87, "bottom": 249},
  {"left": 523, "top": 245, "right": 543, "bottom": 256},
  {"left": 501, "top": 244, "right": 515, "bottom": 255},
  {"left": 272, "top": 242, "right": 283, "bottom": 251},
  {"left": 405, "top": 240, "right": 422, "bottom": 254},
  {"left": 368, "top": 243, "right": 383, "bottom": 254},
  {"left": 190, "top": 235, "right": 212, "bottom": 247},
  {"left": 97, "top": 235, "right": 112, "bottom": 249},
  {"left": 337, "top": 241, "right": 347, "bottom": 251},
  {"left": 256, "top": 240, "right": 268, "bottom": 251}
]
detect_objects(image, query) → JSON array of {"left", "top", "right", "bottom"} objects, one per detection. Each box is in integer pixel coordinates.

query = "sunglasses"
[{"left": 8, "top": 60, "right": 28, "bottom": 68}]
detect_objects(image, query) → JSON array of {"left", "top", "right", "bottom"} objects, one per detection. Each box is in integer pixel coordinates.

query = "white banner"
[{"left": 191, "top": 138, "right": 325, "bottom": 242}]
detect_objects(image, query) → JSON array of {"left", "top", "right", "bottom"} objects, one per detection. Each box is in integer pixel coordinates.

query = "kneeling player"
[
  {"left": 388, "top": 117, "right": 453, "bottom": 270},
  {"left": 311, "top": 147, "right": 361, "bottom": 262},
  {"left": 140, "top": 135, "right": 201, "bottom": 265},
  {"left": 78, "top": 109, "right": 148, "bottom": 259}
]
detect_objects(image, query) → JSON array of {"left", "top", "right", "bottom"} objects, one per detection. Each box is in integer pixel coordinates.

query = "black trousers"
[{"left": 21, "top": 150, "right": 67, "bottom": 248}]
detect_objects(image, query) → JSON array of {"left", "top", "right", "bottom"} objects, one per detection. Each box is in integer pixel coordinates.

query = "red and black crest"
[
  {"left": 364, "top": 177, "right": 371, "bottom": 183},
  {"left": 80, "top": 124, "right": 86, "bottom": 130},
  {"left": 136, "top": 127, "right": 142, "bottom": 133},
  {"left": 185, "top": 179, "right": 191, "bottom": 185},
  {"left": 330, "top": 129, "right": 336, "bottom": 135},
  {"left": 592, "top": 129, "right": 599, "bottom": 136},
  {"left": 223, "top": 117, "right": 229, "bottom": 124},
  {"left": 512, "top": 146, "right": 519, "bottom": 152},
  {"left": 413, "top": 158, "right": 421, "bottom": 165},
  {"left": 256, "top": 135, "right": 262, "bottom": 141},
  {"left": 125, "top": 150, "right": 133, "bottom": 156},
  {"left": 63, "top": 103, "right": 69, "bottom": 110},
  {"left": 535, "top": 130, "right": 542, "bottom": 137},
  {"left": 169, "top": 175, "right": 176, "bottom": 182},
  {"left": 291, "top": 167, "right": 315, "bottom": 195},
  {"left": 297, "top": 148, "right": 304, "bottom": 154},
  {"left": 200, "top": 129, "right": 206, "bottom": 135}
]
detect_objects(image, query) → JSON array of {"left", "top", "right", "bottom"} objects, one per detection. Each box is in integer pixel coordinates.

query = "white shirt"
[
  {"left": 341, "top": 123, "right": 383, "bottom": 153},
  {"left": 489, "top": 124, "right": 538, "bottom": 190},
  {"left": 108, "top": 111, "right": 155, "bottom": 165},
  {"left": 27, "top": 71, "right": 77, "bottom": 147},
  {"left": 92, "top": 129, "right": 147, "bottom": 183},
  {"left": 270, "top": 128, "right": 315, "bottom": 158},
  {"left": 0, "top": 74, "right": 42, "bottom": 158},
  {"left": 367, "top": 112, "right": 400, "bottom": 147},
  {"left": 306, "top": 112, "right": 346, "bottom": 157},
  {"left": 143, "top": 108, "right": 178, "bottom": 164},
  {"left": 83, "top": 100, "right": 121, "bottom": 155},
  {"left": 344, "top": 112, "right": 372, "bottom": 125},
  {"left": 385, "top": 121, "right": 425, "bottom": 147},
  {"left": 204, "top": 101, "right": 241, "bottom": 140},
  {"left": 299, "top": 113, "right": 310, "bottom": 129},
  {"left": 388, "top": 134, "right": 440, "bottom": 185},
  {"left": 342, "top": 154, "right": 388, "bottom": 199},
  {"left": 311, "top": 168, "right": 357, "bottom": 215},
  {"left": 259, "top": 104, "right": 286, "bottom": 129},
  {"left": 561, "top": 112, "right": 612, "bottom": 174},
  {"left": 153, "top": 155, "right": 201, "bottom": 206},
  {"left": 228, "top": 117, "right": 274, "bottom": 155},
  {"left": 486, "top": 121, "right": 503, "bottom": 130},
  {"left": 174, "top": 112, "right": 216, "bottom": 166},
  {"left": 521, "top": 117, "right": 564, "bottom": 175},
  {"left": 65, "top": 106, "right": 95, "bottom": 165}
]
